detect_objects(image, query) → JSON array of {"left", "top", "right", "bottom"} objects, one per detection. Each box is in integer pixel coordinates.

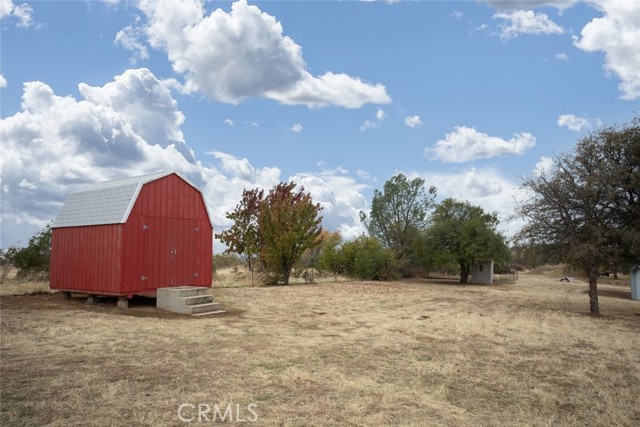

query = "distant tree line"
[
  {"left": 219, "top": 116, "right": 638, "bottom": 317},
  {"left": 220, "top": 174, "right": 511, "bottom": 285}
]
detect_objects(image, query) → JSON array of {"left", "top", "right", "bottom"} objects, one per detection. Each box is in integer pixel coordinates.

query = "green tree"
[
  {"left": 516, "top": 117, "right": 639, "bottom": 316},
  {"left": 258, "top": 182, "right": 323, "bottom": 285},
  {"left": 217, "top": 188, "right": 264, "bottom": 284},
  {"left": 317, "top": 231, "right": 343, "bottom": 281},
  {"left": 338, "top": 235, "right": 396, "bottom": 280},
  {"left": 298, "top": 230, "right": 341, "bottom": 283},
  {"left": 5, "top": 224, "right": 52, "bottom": 278},
  {"left": 427, "top": 199, "right": 510, "bottom": 283},
  {"left": 361, "top": 173, "right": 436, "bottom": 269}
]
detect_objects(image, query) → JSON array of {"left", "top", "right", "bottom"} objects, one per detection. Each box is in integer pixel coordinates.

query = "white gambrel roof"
[{"left": 52, "top": 171, "right": 208, "bottom": 228}]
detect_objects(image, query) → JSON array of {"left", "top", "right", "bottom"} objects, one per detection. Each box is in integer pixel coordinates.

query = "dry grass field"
[{"left": 1, "top": 268, "right": 639, "bottom": 426}]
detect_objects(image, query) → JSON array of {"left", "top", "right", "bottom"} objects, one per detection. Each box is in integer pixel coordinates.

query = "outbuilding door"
[{"left": 142, "top": 217, "right": 198, "bottom": 287}]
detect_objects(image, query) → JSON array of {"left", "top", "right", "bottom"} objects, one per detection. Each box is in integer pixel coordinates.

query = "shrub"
[
  {"left": 5, "top": 224, "right": 51, "bottom": 279},
  {"left": 339, "top": 235, "right": 397, "bottom": 281}
]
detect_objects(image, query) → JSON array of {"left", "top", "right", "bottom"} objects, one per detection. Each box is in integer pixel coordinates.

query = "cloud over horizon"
[
  {"left": 410, "top": 167, "right": 524, "bottom": 236},
  {"left": 0, "top": 68, "right": 372, "bottom": 248}
]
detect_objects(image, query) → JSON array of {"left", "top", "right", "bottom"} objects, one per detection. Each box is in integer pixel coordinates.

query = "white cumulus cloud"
[
  {"left": 0, "top": 0, "right": 34, "bottom": 28},
  {"left": 124, "top": 0, "right": 390, "bottom": 108},
  {"left": 574, "top": 0, "right": 640, "bottom": 100},
  {"left": 427, "top": 126, "right": 536, "bottom": 163},
  {"left": 0, "top": 69, "right": 371, "bottom": 248},
  {"left": 290, "top": 169, "right": 369, "bottom": 241},
  {"left": 557, "top": 113, "right": 594, "bottom": 132},
  {"left": 411, "top": 167, "right": 523, "bottom": 236},
  {"left": 291, "top": 123, "right": 303, "bottom": 133},
  {"left": 0, "top": 74, "right": 7, "bottom": 88},
  {"left": 533, "top": 156, "right": 555, "bottom": 177},
  {"left": 495, "top": 10, "right": 564, "bottom": 40},
  {"left": 115, "top": 19, "right": 150, "bottom": 62},
  {"left": 404, "top": 115, "right": 422, "bottom": 128}
]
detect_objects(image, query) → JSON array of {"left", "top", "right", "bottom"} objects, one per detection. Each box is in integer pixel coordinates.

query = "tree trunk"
[
  {"left": 283, "top": 262, "right": 291, "bottom": 285},
  {"left": 460, "top": 263, "right": 469, "bottom": 284},
  {"left": 588, "top": 272, "right": 600, "bottom": 317}
]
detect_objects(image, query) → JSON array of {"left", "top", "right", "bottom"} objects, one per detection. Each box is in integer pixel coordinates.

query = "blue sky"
[{"left": 1, "top": 0, "right": 638, "bottom": 249}]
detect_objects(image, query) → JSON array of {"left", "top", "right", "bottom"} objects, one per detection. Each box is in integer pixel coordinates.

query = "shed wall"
[
  {"left": 50, "top": 224, "right": 123, "bottom": 294},
  {"left": 631, "top": 267, "right": 639, "bottom": 300},
  {"left": 121, "top": 174, "right": 212, "bottom": 293},
  {"left": 471, "top": 261, "right": 494, "bottom": 285}
]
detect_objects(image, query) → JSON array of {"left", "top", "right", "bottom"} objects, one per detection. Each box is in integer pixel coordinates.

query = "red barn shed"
[{"left": 50, "top": 171, "right": 213, "bottom": 298}]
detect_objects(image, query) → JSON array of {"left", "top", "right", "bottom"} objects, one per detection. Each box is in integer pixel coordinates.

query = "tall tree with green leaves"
[
  {"left": 217, "top": 188, "right": 264, "bottom": 284},
  {"left": 258, "top": 182, "right": 323, "bottom": 285},
  {"left": 516, "top": 117, "right": 639, "bottom": 316},
  {"left": 427, "top": 199, "right": 510, "bottom": 283},
  {"left": 362, "top": 173, "right": 437, "bottom": 257}
]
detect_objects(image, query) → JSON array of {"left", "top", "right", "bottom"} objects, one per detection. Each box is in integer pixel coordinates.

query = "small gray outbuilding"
[
  {"left": 631, "top": 265, "right": 640, "bottom": 301},
  {"left": 471, "top": 260, "right": 494, "bottom": 285}
]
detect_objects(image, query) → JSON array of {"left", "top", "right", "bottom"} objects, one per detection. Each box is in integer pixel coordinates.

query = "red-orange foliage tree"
[
  {"left": 259, "top": 182, "right": 323, "bottom": 285},
  {"left": 219, "top": 182, "right": 323, "bottom": 285},
  {"left": 217, "top": 188, "right": 263, "bottom": 284}
]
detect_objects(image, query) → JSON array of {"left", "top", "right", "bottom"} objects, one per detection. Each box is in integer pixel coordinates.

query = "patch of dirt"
[
  {"left": 0, "top": 293, "right": 243, "bottom": 319},
  {"left": 587, "top": 288, "right": 631, "bottom": 300}
]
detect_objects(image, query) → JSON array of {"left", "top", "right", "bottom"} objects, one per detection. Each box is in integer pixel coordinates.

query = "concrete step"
[
  {"left": 157, "top": 286, "right": 217, "bottom": 315},
  {"left": 164, "top": 286, "right": 210, "bottom": 298},
  {"left": 190, "top": 302, "right": 222, "bottom": 314},
  {"left": 192, "top": 310, "right": 226, "bottom": 317},
  {"left": 183, "top": 295, "right": 213, "bottom": 306}
]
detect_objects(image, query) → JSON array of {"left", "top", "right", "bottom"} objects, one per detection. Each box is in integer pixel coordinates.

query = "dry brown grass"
[
  {"left": 0, "top": 268, "right": 51, "bottom": 296},
  {"left": 213, "top": 266, "right": 349, "bottom": 287},
  {"left": 1, "top": 270, "right": 639, "bottom": 426}
]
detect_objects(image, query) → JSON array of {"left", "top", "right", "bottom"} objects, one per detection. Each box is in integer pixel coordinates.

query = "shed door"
[{"left": 142, "top": 217, "right": 197, "bottom": 287}]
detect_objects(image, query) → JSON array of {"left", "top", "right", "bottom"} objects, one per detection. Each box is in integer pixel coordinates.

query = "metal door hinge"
[
  {"left": 141, "top": 275, "right": 148, "bottom": 281},
  {"left": 193, "top": 272, "right": 199, "bottom": 277},
  {"left": 143, "top": 224, "right": 149, "bottom": 230}
]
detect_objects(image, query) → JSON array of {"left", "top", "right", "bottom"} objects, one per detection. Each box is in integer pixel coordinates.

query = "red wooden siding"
[
  {"left": 50, "top": 224, "right": 123, "bottom": 294},
  {"left": 122, "top": 174, "right": 212, "bottom": 293},
  {"left": 51, "top": 173, "right": 213, "bottom": 296}
]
